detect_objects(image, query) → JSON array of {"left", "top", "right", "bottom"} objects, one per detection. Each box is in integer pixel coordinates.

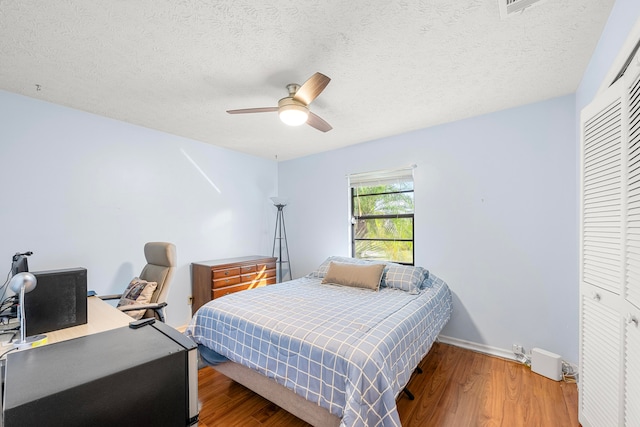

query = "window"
[{"left": 349, "top": 167, "right": 415, "bottom": 265}]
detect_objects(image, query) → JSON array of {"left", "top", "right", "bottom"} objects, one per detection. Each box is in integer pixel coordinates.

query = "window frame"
[{"left": 348, "top": 167, "right": 415, "bottom": 265}]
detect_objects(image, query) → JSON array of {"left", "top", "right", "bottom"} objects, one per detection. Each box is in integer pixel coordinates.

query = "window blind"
[{"left": 347, "top": 166, "right": 415, "bottom": 188}]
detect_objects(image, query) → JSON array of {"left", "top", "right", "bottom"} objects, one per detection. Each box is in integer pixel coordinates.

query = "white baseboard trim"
[{"left": 438, "top": 335, "right": 516, "bottom": 361}]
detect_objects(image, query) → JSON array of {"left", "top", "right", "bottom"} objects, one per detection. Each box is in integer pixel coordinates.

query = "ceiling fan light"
[{"left": 279, "top": 104, "right": 309, "bottom": 126}]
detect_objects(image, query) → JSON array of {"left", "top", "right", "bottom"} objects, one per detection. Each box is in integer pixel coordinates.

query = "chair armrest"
[
  {"left": 98, "top": 294, "right": 123, "bottom": 301},
  {"left": 118, "top": 302, "right": 167, "bottom": 312}
]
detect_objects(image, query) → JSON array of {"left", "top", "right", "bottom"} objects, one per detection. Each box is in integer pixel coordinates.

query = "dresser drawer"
[
  {"left": 264, "top": 268, "right": 276, "bottom": 279},
  {"left": 213, "top": 283, "right": 249, "bottom": 299},
  {"left": 241, "top": 265, "right": 257, "bottom": 274},
  {"left": 241, "top": 272, "right": 257, "bottom": 282},
  {"left": 249, "top": 277, "right": 275, "bottom": 288},
  {"left": 213, "top": 275, "right": 241, "bottom": 288},
  {"left": 213, "top": 267, "right": 241, "bottom": 280},
  {"left": 257, "top": 262, "right": 276, "bottom": 271},
  {"left": 212, "top": 281, "right": 265, "bottom": 299}
]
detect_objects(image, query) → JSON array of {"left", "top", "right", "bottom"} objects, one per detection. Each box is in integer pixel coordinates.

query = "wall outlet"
[
  {"left": 512, "top": 344, "right": 524, "bottom": 355},
  {"left": 187, "top": 296, "right": 193, "bottom": 306}
]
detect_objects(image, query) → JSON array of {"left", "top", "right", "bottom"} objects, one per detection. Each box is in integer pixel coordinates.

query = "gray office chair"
[{"left": 101, "top": 242, "right": 177, "bottom": 322}]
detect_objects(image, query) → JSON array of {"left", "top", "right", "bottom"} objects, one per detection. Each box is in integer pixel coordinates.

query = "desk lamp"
[{"left": 9, "top": 272, "right": 46, "bottom": 349}]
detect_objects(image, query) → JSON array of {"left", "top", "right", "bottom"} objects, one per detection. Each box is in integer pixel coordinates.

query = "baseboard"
[{"left": 438, "top": 335, "right": 516, "bottom": 361}]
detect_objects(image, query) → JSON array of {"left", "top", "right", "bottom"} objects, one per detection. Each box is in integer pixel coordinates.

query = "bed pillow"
[
  {"left": 321, "top": 262, "right": 385, "bottom": 291},
  {"left": 419, "top": 273, "right": 434, "bottom": 290},
  {"left": 382, "top": 264, "right": 429, "bottom": 294},
  {"left": 307, "top": 256, "right": 378, "bottom": 278},
  {"left": 117, "top": 277, "right": 158, "bottom": 320}
]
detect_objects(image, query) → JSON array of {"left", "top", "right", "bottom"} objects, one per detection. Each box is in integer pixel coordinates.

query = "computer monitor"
[{"left": 10, "top": 252, "right": 31, "bottom": 276}]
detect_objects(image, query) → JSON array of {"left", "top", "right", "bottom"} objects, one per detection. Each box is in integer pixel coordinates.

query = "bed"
[{"left": 186, "top": 256, "right": 452, "bottom": 427}]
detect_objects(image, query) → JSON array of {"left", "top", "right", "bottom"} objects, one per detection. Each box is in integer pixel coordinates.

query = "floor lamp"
[{"left": 271, "top": 197, "right": 292, "bottom": 283}]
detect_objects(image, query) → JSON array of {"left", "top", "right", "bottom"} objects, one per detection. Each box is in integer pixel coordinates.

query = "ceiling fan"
[{"left": 226, "top": 72, "right": 332, "bottom": 132}]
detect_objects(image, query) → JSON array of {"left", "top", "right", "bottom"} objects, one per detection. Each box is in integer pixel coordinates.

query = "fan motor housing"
[{"left": 278, "top": 97, "right": 308, "bottom": 111}]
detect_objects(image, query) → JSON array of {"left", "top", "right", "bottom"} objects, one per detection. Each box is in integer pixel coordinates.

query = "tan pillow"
[
  {"left": 321, "top": 262, "right": 385, "bottom": 291},
  {"left": 117, "top": 277, "right": 158, "bottom": 320}
]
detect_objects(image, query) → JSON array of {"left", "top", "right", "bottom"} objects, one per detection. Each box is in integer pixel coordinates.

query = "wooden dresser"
[{"left": 191, "top": 255, "right": 277, "bottom": 313}]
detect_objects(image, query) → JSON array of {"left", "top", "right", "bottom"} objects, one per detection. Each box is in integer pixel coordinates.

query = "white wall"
[
  {"left": 279, "top": 95, "right": 578, "bottom": 362},
  {"left": 0, "top": 90, "right": 278, "bottom": 327}
]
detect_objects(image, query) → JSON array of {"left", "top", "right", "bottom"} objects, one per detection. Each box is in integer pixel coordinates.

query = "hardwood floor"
[{"left": 197, "top": 342, "right": 579, "bottom": 427}]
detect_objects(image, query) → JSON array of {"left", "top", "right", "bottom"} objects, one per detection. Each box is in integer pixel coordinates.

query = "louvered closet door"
[
  {"left": 627, "top": 57, "right": 640, "bottom": 310},
  {"left": 625, "top": 309, "right": 640, "bottom": 426},
  {"left": 581, "top": 31, "right": 640, "bottom": 427},
  {"left": 582, "top": 81, "right": 624, "bottom": 295},
  {"left": 581, "top": 284, "right": 623, "bottom": 427},
  {"left": 580, "top": 78, "right": 624, "bottom": 427},
  {"left": 624, "top": 54, "right": 640, "bottom": 427}
]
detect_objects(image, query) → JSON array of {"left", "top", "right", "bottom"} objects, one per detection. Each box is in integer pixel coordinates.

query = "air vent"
[{"left": 498, "top": 0, "right": 547, "bottom": 19}]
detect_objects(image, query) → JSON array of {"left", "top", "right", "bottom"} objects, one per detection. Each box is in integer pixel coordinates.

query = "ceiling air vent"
[{"left": 498, "top": 0, "right": 548, "bottom": 19}]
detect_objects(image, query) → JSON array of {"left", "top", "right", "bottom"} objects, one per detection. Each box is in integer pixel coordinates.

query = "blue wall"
[
  {"left": 0, "top": 90, "right": 278, "bottom": 326},
  {"left": 279, "top": 94, "right": 579, "bottom": 361}
]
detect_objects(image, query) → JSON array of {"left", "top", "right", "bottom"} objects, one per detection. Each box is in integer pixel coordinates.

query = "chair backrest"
[{"left": 139, "top": 242, "right": 177, "bottom": 319}]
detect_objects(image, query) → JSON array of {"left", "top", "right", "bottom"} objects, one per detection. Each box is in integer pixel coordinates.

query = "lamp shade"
[
  {"left": 10, "top": 271, "right": 44, "bottom": 349},
  {"left": 279, "top": 105, "right": 308, "bottom": 126},
  {"left": 9, "top": 272, "right": 37, "bottom": 294},
  {"left": 277, "top": 97, "right": 309, "bottom": 126},
  {"left": 270, "top": 197, "right": 288, "bottom": 206}
]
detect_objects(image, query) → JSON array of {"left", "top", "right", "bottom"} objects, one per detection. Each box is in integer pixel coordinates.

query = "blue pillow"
[{"left": 381, "top": 265, "right": 429, "bottom": 294}]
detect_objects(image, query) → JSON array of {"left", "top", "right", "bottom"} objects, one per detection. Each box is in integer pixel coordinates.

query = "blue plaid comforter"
[{"left": 186, "top": 274, "right": 452, "bottom": 427}]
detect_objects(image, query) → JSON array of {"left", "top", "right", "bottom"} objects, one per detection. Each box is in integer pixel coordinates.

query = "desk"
[
  {"left": 1, "top": 310, "right": 199, "bottom": 427},
  {"left": 0, "top": 297, "right": 131, "bottom": 349},
  {"left": 44, "top": 296, "right": 132, "bottom": 344}
]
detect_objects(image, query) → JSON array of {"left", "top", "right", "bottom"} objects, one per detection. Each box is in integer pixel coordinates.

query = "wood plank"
[
  {"left": 197, "top": 343, "right": 579, "bottom": 426},
  {"left": 561, "top": 380, "right": 580, "bottom": 426}
]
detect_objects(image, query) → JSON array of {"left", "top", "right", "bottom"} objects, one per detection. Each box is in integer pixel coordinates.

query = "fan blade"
[
  {"left": 293, "top": 72, "right": 330, "bottom": 106},
  {"left": 307, "top": 112, "right": 332, "bottom": 132},
  {"left": 227, "top": 107, "right": 278, "bottom": 114}
]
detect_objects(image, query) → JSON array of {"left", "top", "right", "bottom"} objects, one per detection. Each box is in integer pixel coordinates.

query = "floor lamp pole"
[{"left": 271, "top": 202, "right": 292, "bottom": 282}]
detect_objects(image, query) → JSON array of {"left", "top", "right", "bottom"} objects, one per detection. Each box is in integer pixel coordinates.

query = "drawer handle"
[
  {"left": 224, "top": 271, "right": 229, "bottom": 276},
  {"left": 627, "top": 314, "right": 639, "bottom": 327},
  {"left": 591, "top": 292, "right": 601, "bottom": 302}
]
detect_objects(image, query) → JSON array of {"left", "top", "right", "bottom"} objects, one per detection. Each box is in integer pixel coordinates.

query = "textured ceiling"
[{"left": 0, "top": 0, "right": 615, "bottom": 161}]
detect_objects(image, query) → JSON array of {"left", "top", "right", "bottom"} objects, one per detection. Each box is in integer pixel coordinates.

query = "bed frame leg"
[
  {"left": 403, "top": 388, "right": 415, "bottom": 400},
  {"left": 402, "top": 365, "right": 423, "bottom": 400}
]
